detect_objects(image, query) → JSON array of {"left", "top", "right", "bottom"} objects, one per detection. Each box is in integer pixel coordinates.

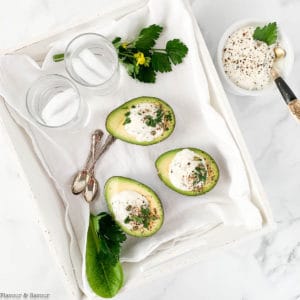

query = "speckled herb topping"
[{"left": 222, "top": 26, "right": 278, "bottom": 91}]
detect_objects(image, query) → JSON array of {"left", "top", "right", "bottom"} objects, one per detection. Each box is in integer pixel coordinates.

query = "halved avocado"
[
  {"left": 155, "top": 148, "right": 219, "bottom": 196},
  {"left": 105, "top": 96, "right": 175, "bottom": 146},
  {"left": 104, "top": 176, "right": 164, "bottom": 237}
]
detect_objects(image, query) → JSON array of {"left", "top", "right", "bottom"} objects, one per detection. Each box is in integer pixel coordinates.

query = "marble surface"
[{"left": 1, "top": 0, "right": 300, "bottom": 299}]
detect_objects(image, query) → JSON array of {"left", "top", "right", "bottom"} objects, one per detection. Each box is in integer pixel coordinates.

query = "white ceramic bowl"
[{"left": 216, "top": 19, "right": 294, "bottom": 96}]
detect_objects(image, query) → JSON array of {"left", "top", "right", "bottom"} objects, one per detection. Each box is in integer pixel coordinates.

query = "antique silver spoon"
[
  {"left": 83, "top": 166, "right": 98, "bottom": 203},
  {"left": 71, "top": 130, "right": 103, "bottom": 194},
  {"left": 83, "top": 134, "right": 116, "bottom": 202},
  {"left": 83, "top": 132, "right": 99, "bottom": 202}
]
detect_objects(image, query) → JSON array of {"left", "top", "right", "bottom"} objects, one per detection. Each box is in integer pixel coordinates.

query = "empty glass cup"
[
  {"left": 65, "top": 33, "right": 119, "bottom": 94},
  {"left": 26, "top": 74, "right": 88, "bottom": 128}
]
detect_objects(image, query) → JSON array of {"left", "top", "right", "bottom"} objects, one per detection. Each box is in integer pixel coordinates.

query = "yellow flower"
[
  {"left": 121, "top": 42, "right": 128, "bottom": 49},
  {"left": 134, "top": 52, "right": 146, "bottom": 65}
]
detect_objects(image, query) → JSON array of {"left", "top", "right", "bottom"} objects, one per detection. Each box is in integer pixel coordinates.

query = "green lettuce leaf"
[{"left": 85, "top": 213, "right": 125, "bottom": 298}]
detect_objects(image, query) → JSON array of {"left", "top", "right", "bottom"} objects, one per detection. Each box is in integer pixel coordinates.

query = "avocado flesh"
[
  {"left": 104, "top": 176, "right": 164, "bottom": 237},
  {"left": 155, "top": 148, "right": 219, "bottom": 196},
  {"left": 105, "top": 96, "right": 175, "bottom": 146}
]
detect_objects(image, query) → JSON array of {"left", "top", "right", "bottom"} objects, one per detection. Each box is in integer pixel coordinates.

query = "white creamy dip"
[
  {"left": 169, "top": 149, "right": 207, "bottom": 191},
  {"left": 222, "top": 26, "right": 277, "bottom": 90},
  {"left": 110, "top": 190, "right": 149, "bottom": 229},
  {"left": 124, "top": 103, "right": 164, "bottom": 142}
]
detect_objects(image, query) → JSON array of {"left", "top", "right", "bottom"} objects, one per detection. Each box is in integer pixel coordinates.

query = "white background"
[{"left": 1, "top": 0, "right": 300, "bottom": 299}]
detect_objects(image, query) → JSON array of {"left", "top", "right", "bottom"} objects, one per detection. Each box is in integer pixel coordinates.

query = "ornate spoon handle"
[{"left": 71, "top": 130, "right": 103, "bottom": 195}]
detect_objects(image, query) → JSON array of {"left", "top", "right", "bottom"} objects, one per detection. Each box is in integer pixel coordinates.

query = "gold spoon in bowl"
[{"left": 274, "top": 46, "right": 286, "bottom": 60}]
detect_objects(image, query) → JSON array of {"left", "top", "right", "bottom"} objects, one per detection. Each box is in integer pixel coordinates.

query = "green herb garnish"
[
  {"left": 124, "top": 216, "right": 131, "bottom": 224},
  {"left": 123, "top": 117, "right": 131, "bottom": 125},
  {"left": 86, "top": 212, "right": 126, "bottom": 298},
  {"left": 123, "top": 205, "right": 157, "bottom": 229},
  {"left": 145, "top": 115, "right": 155, "bottom": 127},
  {"left": 192, "top": 165, "right": 207, "bottom": 186},
  {"left": 141, "top": 206, "right": 151, "bottom": 229},
  {"left": 134, "top": 24, "right": 163, "bottom": 51},
  {"left": 95, "top": 212, "right": 126, "bottom": 265},
  {"left": 53, "top": 53, "right": 65, "bottom": 62},
  {"left": 113, "top": 24, "right": 188, "bottom": 83},
  {"left": 165, "top": 112, "right": 172, "bottom": 121},
  {"left": 130, "top": 215, "right": 144, "bottom": 224},
  {"left": 144, "top": 108, "right": 168, "bottom": 127},
  {"left": 123, "top": 111, "right": 131, "bottom": 125},
  {"left": 253, "top": 22, "right": 278, "bottom": 46},
  {"left": 53, "top": 24, "right": 188, "bottom": 83}
]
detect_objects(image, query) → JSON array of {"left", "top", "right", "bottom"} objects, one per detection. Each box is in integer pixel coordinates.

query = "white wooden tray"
[{"left": 0, "top": 0, "right": 275, "bottom": 298}]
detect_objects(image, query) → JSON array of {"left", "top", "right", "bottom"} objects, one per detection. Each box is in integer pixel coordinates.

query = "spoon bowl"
[
  {"left": 72, "top": 170, "right": 91, "bottom": 194},
  {"left": 84, "top": 176, "right": 99, "bottom": 203}
]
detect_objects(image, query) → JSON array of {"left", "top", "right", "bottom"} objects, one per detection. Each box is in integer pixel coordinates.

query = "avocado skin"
[
  {"left": 105, "top": 96, "right": 176, "bottom": 146},
  {"left": 155, "top": 148, "right": 219, "bottom": 196},
  {"left": 104, "top": 176, "right": 164, "bottom": 237}
]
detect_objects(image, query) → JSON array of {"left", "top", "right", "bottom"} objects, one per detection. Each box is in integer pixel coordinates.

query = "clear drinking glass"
[
  {"left": 65, "top": 33, "right": 119, "bottom": 94},
  {"left": 26, "top": 74, "right": 88, "bottom": 128}
]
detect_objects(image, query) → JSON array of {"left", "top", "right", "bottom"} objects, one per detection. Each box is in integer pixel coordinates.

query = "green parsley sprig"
[
  {"left": 52, "top": 24, "right": 188, "bottom": 83},
  {"left": 253, "top": 22, "right": 278, "bottom": 46},
  {"left": 113, "top": 24, "right": 188, "bottom": 83},
  {"left": 93, "top": 212, "right": 127, "bottom": 265}
]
